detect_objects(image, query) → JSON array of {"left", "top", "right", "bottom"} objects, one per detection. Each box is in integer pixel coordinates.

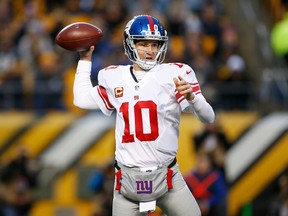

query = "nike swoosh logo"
[{"left": 186, "top": 70, "right": 192, "bottom": 75}]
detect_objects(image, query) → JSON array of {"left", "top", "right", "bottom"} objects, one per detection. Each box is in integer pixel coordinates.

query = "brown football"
[{"left": 55, "top": 22, "right": 103, "bottom": 52}]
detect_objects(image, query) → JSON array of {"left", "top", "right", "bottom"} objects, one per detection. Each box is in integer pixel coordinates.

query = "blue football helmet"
[{"left": 123, "top": 15, "right": 168, "bottom": 70}]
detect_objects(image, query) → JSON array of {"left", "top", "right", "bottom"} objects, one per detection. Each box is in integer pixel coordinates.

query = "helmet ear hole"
[{"left": 123, "top": 15, "right": 168, "bottom": 70}]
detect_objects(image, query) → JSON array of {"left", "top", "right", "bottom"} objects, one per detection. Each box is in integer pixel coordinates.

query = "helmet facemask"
[{"left": 125, "top": 38, "right": 168, "bottom": 70}]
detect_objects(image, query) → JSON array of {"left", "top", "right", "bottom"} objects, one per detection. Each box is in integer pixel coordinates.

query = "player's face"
[{"left": 135, "top": 40, "right": 159, "bottom": 61}]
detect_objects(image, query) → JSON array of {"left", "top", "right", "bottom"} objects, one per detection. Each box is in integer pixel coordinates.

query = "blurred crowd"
[
  {"left": 0, "top": 0, "right": 286, "bottom": 215},
  {"left": 0, "top": 0, "right": 252, "bottom": 112},
  {"left": 0, "top": 147, "right": 40, "bottom": 216}
]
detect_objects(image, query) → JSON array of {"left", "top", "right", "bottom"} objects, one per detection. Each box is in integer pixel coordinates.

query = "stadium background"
[{"left": 0, "top": 0, "right": 287, "bottom": 215}]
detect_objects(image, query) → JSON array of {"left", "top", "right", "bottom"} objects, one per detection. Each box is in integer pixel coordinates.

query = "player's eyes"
[
  {"left": 151, "top": 43, "right": 159, "bottom": 48},
  {"left": 143, "top": 43, "right": 158, "bottom": 49},
  {"left": 137, "top": 42, "right": 158, "bottom": 47},
  {"left": 141, "top": 43, "right": 151, "bottom": 47}
]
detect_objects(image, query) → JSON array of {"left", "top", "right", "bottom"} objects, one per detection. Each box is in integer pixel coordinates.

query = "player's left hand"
[
  {"left": 79, "top": 45, "right": 94, "bottom": 61},
  {"left": 173, "top": 75, "right": 195, "bottom": 101}
]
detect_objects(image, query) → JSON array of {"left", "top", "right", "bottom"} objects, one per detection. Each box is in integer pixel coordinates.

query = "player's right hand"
[
  {"left": 79, "top": 45, "right": 94, "bottom": 61},
  {"left": 173, "top": 75, "right": 194, "bottom": 101}
]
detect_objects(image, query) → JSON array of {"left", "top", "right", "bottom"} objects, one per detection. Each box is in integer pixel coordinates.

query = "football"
[{"left": 55, "top": 22, "right": 103, "bottom": 52}]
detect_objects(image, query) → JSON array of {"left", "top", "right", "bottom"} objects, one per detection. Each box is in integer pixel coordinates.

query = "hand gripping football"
[{"left": 55, "top": 22, "right": 103, "bottom": 52}]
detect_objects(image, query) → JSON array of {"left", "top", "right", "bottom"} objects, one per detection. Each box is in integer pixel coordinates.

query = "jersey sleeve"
[
  {"left": 180, "top": 64, "right": 202, "bottom": 96},
  {"left": 73, "top": 60, "right": 114, "bottom": 116},
  {"left": 178, "top": 64, "right": 215, "bottom": 124},
  {"left": 94, "top": 69, "right": 115, "bottom": 116},
  {"left": 171, "top": 64, "right": 200, "bottom": 111},
  {"left": 73, "top": 60, "right": 99, "bottom": 109}
]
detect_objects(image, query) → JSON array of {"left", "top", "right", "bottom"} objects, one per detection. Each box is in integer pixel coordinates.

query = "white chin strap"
[
  {"left": 134, "top": 49, "right": 159, "bottom": 70},
  {"left": 136, "top": 59, "right": 157, "bottom": 70}
]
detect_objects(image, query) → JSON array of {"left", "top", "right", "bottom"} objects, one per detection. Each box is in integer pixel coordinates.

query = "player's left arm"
[{"left": 173, "top": 65, "right": 215, "bottom": 124}]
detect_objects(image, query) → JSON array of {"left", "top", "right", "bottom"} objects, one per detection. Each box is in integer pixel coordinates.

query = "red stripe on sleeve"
[
  {"left": 192, "top": 85, "right": 200, "bottom": 93},
  {"left": 178, "top": 97, "right": 185, "bottom": 103},
  {"left": 190, "top": 83, "right": 201, "bottom": 94},
  {"left": 175, "top": 91, "right": 182, "bottom": 100},
  {"left": 97, "top": 86, "right": 114, "bottom": 110},
  {"left": 175, "top": 91, "right": 185, "bottom": 103}
]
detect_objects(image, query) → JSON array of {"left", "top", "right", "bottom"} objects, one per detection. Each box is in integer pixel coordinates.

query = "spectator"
[
  {"left": 165, "top": 0, "right": 201, "bottom": 37},
  {"left": 217, "top": 54, "right": 251, "bottom": 110},
  {"left": 266, "top": 170, "right": 288, "bottom": 216},
  {"left": 0, "top": 33, "right": 26, "bottom": 110},
  {"left": 199, "top": 1, "right": 222, "bottom": 59},
  {"left": 193, "top": 119, "right": 230, "bottom": 181},
  {"left": 213, "top": 24, "right": 251, "bottom": 110},
  {"left": 34, "top": 51, "right": 66, "bottom": 112},
  {"left": 17, "top": 19, "right": 54, "bottom": 75},
  {"left": 184, "top": 152, "right": 227, "bottom": 216},
  {"left": 88, "top": 162, "right": 114, "bottom": 216},
  {"left": 0, "top": 147, "right": 39, "bottom": 216}
]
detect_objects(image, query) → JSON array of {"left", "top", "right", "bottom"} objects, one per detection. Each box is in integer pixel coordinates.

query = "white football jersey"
[{"left": 92, "top": 63, "right": 202, "bottom": 167}]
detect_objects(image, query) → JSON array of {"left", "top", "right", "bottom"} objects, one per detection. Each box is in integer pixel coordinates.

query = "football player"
[{"left": 73, "top": 15, "right": 215, "bottom": 216}]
